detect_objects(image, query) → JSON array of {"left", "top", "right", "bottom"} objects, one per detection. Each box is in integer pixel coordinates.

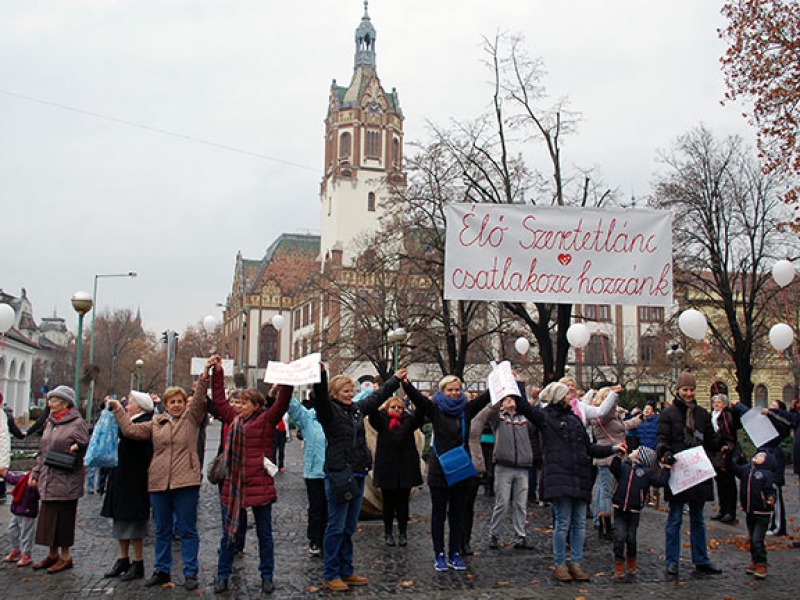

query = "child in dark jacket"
[
  {"left": 608, "top": 446, "right": 670, "bottom": 580},
  {"left": 734, "top": 452, "right": 777, "bottom": 579},
  {"left": 2, "top": 470, "right": 40, "bottom": 567}
]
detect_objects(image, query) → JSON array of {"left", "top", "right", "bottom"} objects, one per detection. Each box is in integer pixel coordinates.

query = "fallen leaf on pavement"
[
  {"left": 305, "top": 586, "right": 320, "bottom": 593},
  {"left": 400, "top": 580, "right": 414, "bottom": 588}
]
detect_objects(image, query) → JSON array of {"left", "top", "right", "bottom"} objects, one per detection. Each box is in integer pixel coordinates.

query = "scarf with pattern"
[
  {"left": 433, "top": 391, "right": 467, "bottom": 417},
  {"left": 223, "top": 415, "right": 246, "bottom": 544}
]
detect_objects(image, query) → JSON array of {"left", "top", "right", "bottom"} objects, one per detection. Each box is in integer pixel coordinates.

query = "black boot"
[
  {"left": 120, "top": 560, "right": 144, "bottom": 581},
  {"left": 398, "top": 524, "right": 407, "bottom": 547},
  {"left": 144, "top": 571, "right": 171, "bottom": 587},
  {"left": 104, "top": 557, "right": 130, "bottom": 578},
  {"left": 385, "top": 532, "right": 396, "bottom": 546}
]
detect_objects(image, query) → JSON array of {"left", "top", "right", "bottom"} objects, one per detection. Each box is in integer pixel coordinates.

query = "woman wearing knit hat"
[
  {"left": 656, "top": 369, "right": 721, "bottom": 578},
  {"left": 513, "top": 381, "right": 625, "bottom": 583},
  {"left": 28, "top": 385, "right": 90, "bottom": 574},
  {"left": 100, "top": 392, "right": 155, "bottom": 581}
]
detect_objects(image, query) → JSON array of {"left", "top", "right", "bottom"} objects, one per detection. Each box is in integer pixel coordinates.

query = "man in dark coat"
[{"left": 656, "top": 370, "right": 721, "bottom": 578}]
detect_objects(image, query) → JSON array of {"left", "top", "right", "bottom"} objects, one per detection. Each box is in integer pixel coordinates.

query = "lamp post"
[
  {"left": 88, "top": 271, "right": 137, "bottom": 419},
  {"left": 71, "top": 291, "right": 93, "bottom": 416},
  {"left": 135, "top": 358, "right": 144, "bottom": 391},
  {"left": 387, "top": 325, "right": 408, "bottom": 372},
  {"left": 666, "top": 342, "right": 685, "bottom": 384}
]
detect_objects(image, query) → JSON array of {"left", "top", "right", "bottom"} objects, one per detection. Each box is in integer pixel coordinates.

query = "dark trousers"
[
  {"left": 612, "top": 507, "right": 640, "bottom": 560},
  {"left": 381, "top": 487, "right": 411, "bottom": 534},
  {"left": 430, "top": 482, "right": 469, "bottom": 556},
  {"left": 462, "top": 478, "right": 480, "bottom": 550},
  {"left": 715, "top": 469, "right": 737, "bottom": 517},
  {"left": 272, "top": 431, "right": 287, "bottom": 470},
  {"left": 746, "top": 513, "right": 770, "bottom": 564},
  {"left": 304, "top": 478, "right": 327, "bottom": 547},
  {"left": 527, "top": 465, "right": 538, "bottom": 502}
]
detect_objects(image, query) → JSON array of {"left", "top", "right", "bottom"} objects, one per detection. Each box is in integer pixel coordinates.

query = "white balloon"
[
  {"left": 772, "top": 260, "right": 796, "bottom": 288},
  {"left": 0, "top": 303, "right": 14, "bottom": 333},
  {"left": 514, "top": 337, "right": 530, "bottom": 355},
  {"left": 769, "top": 323, "right": 794, "bottom": 351},
  {"left": 202, "top": 315, "right": 218, "bottom": 333},
  {"left": 271, "top": 314, "right": 285, "bottom": 331},
  {"left": 678, "top": 309, "right": 708, "bottom": 340},
  {"left": 567, "top": 323, "right": 591, "bottom": 348}
]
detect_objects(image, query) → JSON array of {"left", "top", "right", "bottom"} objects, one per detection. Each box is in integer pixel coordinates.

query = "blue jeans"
[
  {"left": 218, "top": 502, "right": 273, "bottom": 581},
  {"left": 323, "top": 475, "right": 365, "bottom": 581},
  {"left": 150, "top": 486, "right": 200, "bottom": 576},
  {"left": 664, "top": 499, "right": 710, "bottom": 567},
  {"left": 552, "top": 497, "right": 587, "bottom": 566}
]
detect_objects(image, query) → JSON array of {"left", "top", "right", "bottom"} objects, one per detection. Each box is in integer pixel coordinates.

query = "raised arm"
[
  {"left": 401, "top": 379, "right": 435, "bottom": 419},
  {"left": 465, "top": 389, "right": 491, "bottom": 419},
  {"left": 583, "top": 387, "right": 622, "bottom": 423},
  {"left": 109, "top": 400, "right": 153, "bottom": 441},
  {"left": 358, "top": 369, "right": 405, "bottom": 416},
  {"left": 311, "top": 365, "right": 333, "bottom": 426},
  {"left": 265, "top": 385, "right": 293, "bottom": 428}
]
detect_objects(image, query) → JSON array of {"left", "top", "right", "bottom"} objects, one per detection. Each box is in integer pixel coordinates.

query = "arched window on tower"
[
  {"left": 392, "top": 138, "right": 400, "bottom": 167},
  {"left": 368, "top": 192, "right": 376, "bottom": 212},
  {"left": 365, "top": 129, "right": 381, "bottom": 158},
  {"left": 259, "top": 324, "right": 279, "bottom": 367},
  {"left": 339, "top": 132, "right": 351, "bottom": 161}
]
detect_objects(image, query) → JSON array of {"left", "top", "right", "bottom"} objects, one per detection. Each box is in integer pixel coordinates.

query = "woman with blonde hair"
[
  {"left": 108, "top": 356, "right": 222, "bottom": 591},
  {"left": 400, "top": 374, "right": 490, "bottom": 572}
]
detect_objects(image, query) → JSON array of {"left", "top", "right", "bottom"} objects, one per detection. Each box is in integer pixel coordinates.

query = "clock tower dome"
[{"left": 319, "top": 1, "right": 406, "bottom": 267}]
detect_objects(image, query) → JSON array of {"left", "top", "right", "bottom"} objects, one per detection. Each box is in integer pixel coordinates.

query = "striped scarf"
[{"left": 223, "top": 415, "right": 246, "bottom": 544}]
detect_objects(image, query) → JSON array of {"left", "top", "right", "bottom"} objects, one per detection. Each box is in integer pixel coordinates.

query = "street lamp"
[
  {"left": 71, "top": 291, "right": 93, "bottom": 415},
  {"left": 88, "top": 271, "right": 137, "bottom": 419},
  {"left": 666, "top": 342, "right": 685, "bottom": 384},
  {"left": 135, "top": 358, "right": 144, "bottom": 391},
  {"left": 387, "top": 325, "right": 408, "bottom": 372}
]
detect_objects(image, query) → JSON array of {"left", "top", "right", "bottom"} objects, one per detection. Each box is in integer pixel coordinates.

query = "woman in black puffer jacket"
[{"left": 514, "top": 382, "right": 620, "bottom": 583}]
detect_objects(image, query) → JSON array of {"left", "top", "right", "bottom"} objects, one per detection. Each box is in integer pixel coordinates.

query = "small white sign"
[
  {"left": 190, "top": 358, "right": 234, "bottom": 376},
  {"left": 668, "top": 446, "right": 716, "bottom": 495},
  {"left": 741, "top": 409, "right": 779, "bottom": 449},
  {"left": 487, "top": 361, "right": 519, "bottom": 406},
  {"left": 264, "top": 353, "right": 322, "bottom": 386}
]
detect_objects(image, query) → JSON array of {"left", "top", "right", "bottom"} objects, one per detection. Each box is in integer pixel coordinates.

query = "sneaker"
[
  {"left": 3, "top": 550, "right": 21, "bottom": 563},
  {"left": 745, "top": 563, "right": 757, "bottom": 575},
  {"left": 434, "top": 553, "right": 448, "bottom": 572},
  {"left": 513, "top": 536, "right": 529, "bottom": 549},
  {"left": 612, "top": 560, "right": 626, "bottom": 582},
  {"left": 213, "top": 578, "right": 228, "bottom": 593},
  {"left": 754, "top": 564, "right": 768, "bottom": 579},
  {"left": 665, "top": 563, "right": 679, "bottom": 578},
  {"left": 308, "top": 544, "right": 322, "bottom": 557},
  {"left": 184, "top": 575, "right": 199, "bottom": 591},
  {"left": 553, "top": 564, "right": 572, "bottom": 582},
  {"left": 16, "top": 554, "right": 32, "bottom": 568},
  {"left": 261, "top": 578, "right": 275, "bottom": 594},
  {"left": 447, "top": 552, "right": 467, "bottom": 571}
]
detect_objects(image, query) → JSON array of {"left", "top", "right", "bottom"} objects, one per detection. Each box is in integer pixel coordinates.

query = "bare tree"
[{"left": 650, "top": 124, "right": 799, "bottom": 404}]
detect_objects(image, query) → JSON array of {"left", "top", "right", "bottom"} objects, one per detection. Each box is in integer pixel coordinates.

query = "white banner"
[
  {"left": 668, "top": 446, "right": 716, "bottom": 495},
  {"left": 190, "top": 358, "right": 234, "bottom": 376},
  {"left": 264, "top": 353, "right": 322, "bottom": 386},
  {"left": 487, "top": 361, "right": 519, "bottom": 405},
  {"left": 444, "top": 204, "right": 673, "bottom": 306},
  {"left": 741, "top": 409, "right": 779, "bottom": 449}
]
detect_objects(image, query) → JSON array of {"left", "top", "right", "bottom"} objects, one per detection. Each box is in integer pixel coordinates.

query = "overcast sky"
[{"left": 1, "top": 0, "right": 754, "bottom": 336}]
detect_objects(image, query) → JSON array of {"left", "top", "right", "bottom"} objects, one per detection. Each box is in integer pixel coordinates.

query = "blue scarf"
[{"left": 433, "top": 391, "right": 467, "bottom": 416}]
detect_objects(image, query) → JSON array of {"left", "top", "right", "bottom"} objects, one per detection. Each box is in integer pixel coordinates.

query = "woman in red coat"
[{"left": 212, "top": 369, "right": 292, "bottom": 596}]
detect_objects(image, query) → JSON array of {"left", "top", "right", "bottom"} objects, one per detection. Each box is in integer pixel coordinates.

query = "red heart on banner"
[{"left": 557, "top": 253, "right": 572, "bottom": 266}]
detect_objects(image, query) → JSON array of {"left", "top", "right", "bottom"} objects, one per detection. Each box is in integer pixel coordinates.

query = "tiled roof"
[{"left": 247, "top": 234, "right": 321, "bottom": 296}]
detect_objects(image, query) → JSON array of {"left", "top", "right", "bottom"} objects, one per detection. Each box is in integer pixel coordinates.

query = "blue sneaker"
[
  {"left": 434, "top": 553, "right": 448, "bottom": 571},
  {"left": 447, "top": 552, "right": 467, "bottom": 570}
]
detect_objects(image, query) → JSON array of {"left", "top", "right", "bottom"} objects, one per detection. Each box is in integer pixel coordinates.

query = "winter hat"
[
  {"left": 47, "top": 385, "right": 76, "bottom": 408},
  {"left": 539, "top": 382, "right": 569, "bottom": 405},
  {"left": 128, "top": 390, "right": 154, "bottom": 413},
  {"left": 636, "top": 446, "right": 657, "bottom": 469},
  {"left": 676, "top": 369, "right": 696, "bottom": 389}
]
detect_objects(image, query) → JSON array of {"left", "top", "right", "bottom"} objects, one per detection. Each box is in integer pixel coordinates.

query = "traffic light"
[{"left": 161, "top": 331, "right": 168, "bottom": 344}]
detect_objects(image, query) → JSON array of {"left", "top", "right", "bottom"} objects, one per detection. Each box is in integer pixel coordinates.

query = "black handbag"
[
  {"left": 44, "top": 449, "right": 80, "bottom": 471},
  {"left": 328, "top": 466, "right": 358, "bottom": 504}
]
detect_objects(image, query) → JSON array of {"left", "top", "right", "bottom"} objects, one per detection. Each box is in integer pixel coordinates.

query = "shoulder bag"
[{"left": 432, "top": 416, "right": 477, "bottom": 486}]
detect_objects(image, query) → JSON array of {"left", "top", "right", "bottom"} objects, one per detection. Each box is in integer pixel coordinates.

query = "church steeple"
[{"left": 354, "top": 1, "right": 376, "bottom": 69}]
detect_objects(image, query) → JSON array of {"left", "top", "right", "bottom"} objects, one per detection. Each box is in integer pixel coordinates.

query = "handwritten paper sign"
[
  {"left": 264, "top": 353, "right": 321, "bottom": 386},
  {"left": 668, "top": 446, "right": 716, "bottom": 495},
  {"left": 740, "top": 409, "right": 779, "bottom": 449},
  {"left": 444, "top": 204, "right": 673, "bottom": 306},
  {"left": 487, "top": 361, "right": 519, "bottom": 405},
  {"left": 190, "top": 358, "right": 234, "bottom": 376}
]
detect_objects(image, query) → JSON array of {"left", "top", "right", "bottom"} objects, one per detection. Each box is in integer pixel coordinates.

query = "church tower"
[{"left": 319, "top": 1, "right": 406, "bottom": 267}]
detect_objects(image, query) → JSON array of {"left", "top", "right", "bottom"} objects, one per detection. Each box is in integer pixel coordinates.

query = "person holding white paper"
[
  {"left": 655, "top": 369, "right": 721, "bottom": 578},
  {"left": 730, "top": 396, "right": 793, "bottom": 536}
]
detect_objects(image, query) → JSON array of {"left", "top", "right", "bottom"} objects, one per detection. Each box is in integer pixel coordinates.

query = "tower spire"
[{"left": 354, "top": 0, "right": 376, "bottom": 69}]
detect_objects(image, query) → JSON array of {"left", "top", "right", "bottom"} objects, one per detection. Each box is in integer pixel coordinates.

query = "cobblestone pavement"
[{"left": 2, "top": 421, "right": 800, "bottom": 598}]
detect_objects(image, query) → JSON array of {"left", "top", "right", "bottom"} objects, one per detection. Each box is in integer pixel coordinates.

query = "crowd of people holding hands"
[{"left": 2, "top": 355, "right": 800, "bottom": 593}]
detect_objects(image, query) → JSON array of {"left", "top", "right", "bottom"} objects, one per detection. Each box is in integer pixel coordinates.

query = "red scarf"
[
  {"left": 11, "top": 472, "right": 30, "bottom": 505},
  {"left": 389, "top": 416, "right": 402, "bottom": 429},
  {"left": 52, "top": 408, "right": 69, "bottom": 420}
]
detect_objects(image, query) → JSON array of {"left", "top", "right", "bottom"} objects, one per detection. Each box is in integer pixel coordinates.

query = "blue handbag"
[
  {"left": 84, "top": 409, "right": 119, "bottom": 468},
  {"left": 432, "top": 417, "right": 477, "bottom": 486}
]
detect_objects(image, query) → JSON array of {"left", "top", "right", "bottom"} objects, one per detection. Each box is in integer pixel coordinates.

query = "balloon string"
[
  {"left": 703, "top": 339, "right": 720, "bottom": 394},
  {"left": 780, "top": 288, "right": 800, "bottom": 367}
]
